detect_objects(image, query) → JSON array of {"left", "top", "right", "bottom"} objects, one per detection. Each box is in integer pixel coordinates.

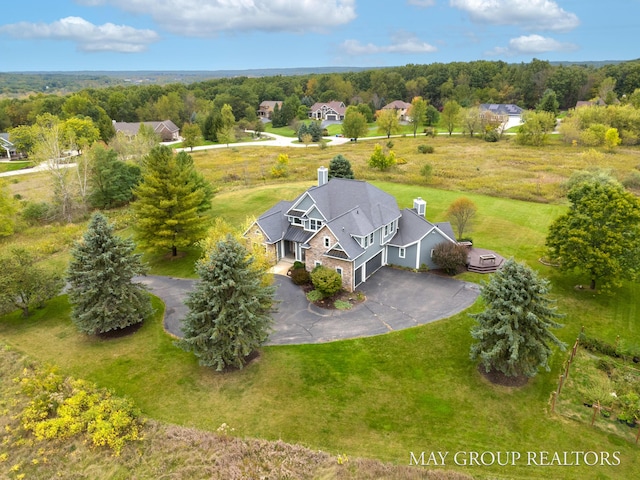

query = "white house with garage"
[{"left": 245, "top": 168, "right": 457, "bottom": 291}]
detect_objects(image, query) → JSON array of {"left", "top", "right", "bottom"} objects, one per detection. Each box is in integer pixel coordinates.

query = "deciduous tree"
[
  {"left": 470, "top": 259, "right": 565, "bottom": 378},
  {"left": 341, "top": 107, "right": 368, "bottom": 142},
  {"left": 87, "top": 144, "right": 141, "bottom": 209},
  {"left": 408, "top": 96, "right": 427, "bottom": 137},
  {"left": 181, "top": 123, "right": 202, "bottom": 152},
  {"left": 368, "top": 144, "right": 396, "bottom": 171},
  {"left": 441, "top": 100, "right": 461, "bottom": 136},
  {"left": 132, "top": 146, "right": 209, "bottom": 257},
  {"left": 67, "top": 213, "right": 152, "bottom": 335},
  {"left": 177, "top": 235, "right": 275, "bottom": 371},
  {"left": 376, "top": 108, "right": 400, "bottom": 138},
  {"left": 546, "top": 179, "right": 640, "bottom": 291},
  {"left": 515, "top": 110, "right": 556, "bottom": 146},
  {"left": 0, "top": 247, "right": 63, "bottom": 317},
  {"left": 446, "top": 197, "right": 477, "bottom": 239}
]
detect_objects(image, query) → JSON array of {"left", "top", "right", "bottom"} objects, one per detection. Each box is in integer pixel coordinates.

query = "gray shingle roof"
[
  {"left": 479, "top": 104, "right": 524, "bottom": 116},
  {"left": 255, "top": 200, "right": 293, "bottom": 243},
  {"left": 390, "top": 208, "right": 436, "bottom": 246}
]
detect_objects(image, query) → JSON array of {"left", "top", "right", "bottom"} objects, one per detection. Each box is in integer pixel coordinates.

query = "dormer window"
[
  {"left": 292, "top": 217, "right": 303, "bottom": 226},
  {"left": 310, "top": 219, "right": 323, "bottom": 231}
]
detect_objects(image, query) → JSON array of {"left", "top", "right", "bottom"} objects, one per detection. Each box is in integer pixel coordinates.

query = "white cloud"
[
  {"left": 486, "top": 34, "right": 578, "bottom": 56},
  {"left": 76, "top": 0, "right": 357, "bottom": 36},
  {"left": 340, "top": 33, "right": 437, "bottom": 56},
  {"left": 407, "top": 0, "right": 436, "bottom": 7},
  {"left": 450, "top": 0, "right": 579, "bottom": 31},
  {"left": 0, "top": 16, "right": 159, "bottom": 53}
]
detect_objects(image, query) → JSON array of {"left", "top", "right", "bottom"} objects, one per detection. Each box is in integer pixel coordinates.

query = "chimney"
[
  {"left": 413, "top": 197, "right": 426, "bottom": 217},
  {"left": 318, "top": 166, "right": 328, "bottom": 186}
]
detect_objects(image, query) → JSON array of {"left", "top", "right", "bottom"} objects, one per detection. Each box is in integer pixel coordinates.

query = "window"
[
  {"left": 430, "top": 249, "right": 435, "bottom": 258},
  {"left": 369, "top": 233, "right": 374, "bottom": 244},
  {"left": 384, "top": 224, "right": 389, "bottom": 236},
  {"left": 292, "top": 217, "right": 303, "bottom": 226},
  {"left": 324, "top": 236, "right": 331, "bottom": 248},
  {"left": 399, "top": 247, "right": 405, "bottom": 259},
  {"left": 310, "top": 219, "right": 323, "bottom": 231},
  {"left": 314, "top": 260, "right": 322, "bottom": 268},
  {"left": 363, "top": 236, "right": 368, "bottom": 248},
  {"left": 336, "top": 267, "right": 343, "bottom": 277}
]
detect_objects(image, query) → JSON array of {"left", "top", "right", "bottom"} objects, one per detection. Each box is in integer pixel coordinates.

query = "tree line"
[{"left": 2, "top": 59, "right": 640, "bottom": 137}]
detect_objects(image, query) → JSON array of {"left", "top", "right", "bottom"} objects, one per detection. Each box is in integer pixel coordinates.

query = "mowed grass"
[{"left": 2, "top": 136, "right": 640, "bottom": 478}]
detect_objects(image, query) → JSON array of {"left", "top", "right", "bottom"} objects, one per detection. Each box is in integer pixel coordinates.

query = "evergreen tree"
[
  {"left": 469, "top": 259, "right": 565, "bottom": 378},
  {"left": 177, "top": 235, "right": 275, "bottom": 371},
  {"left": 307, "top": 121, "right": 323, "bottom": 142},
  {"left": 67, "top": 213, "right": 152, "bottom": 335},
  {"left": 132, "top": 146, "right": 208, "bottom": 257},
  {"left": 328, "top": 154, "right": 354, "bottom": 179}
]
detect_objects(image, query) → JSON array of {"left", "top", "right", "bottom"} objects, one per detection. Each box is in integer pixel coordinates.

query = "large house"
[
  {"left": 308, "top": 101, "right": 347, "bottom": 121},
  {"left": 0, "top": 133, "right": 18, "bottom": 159},
  {"left": 257, "top": 101, "right": 283, "bottom": 119},
  {"left": 381, "top": 100, "right": 412, "bottom": 121},
  {"left": 245, "top": 168, "right": 457, "bottom": 291},
  {"left": 113, "top": 120, "right": 180, "bottom": 142}
]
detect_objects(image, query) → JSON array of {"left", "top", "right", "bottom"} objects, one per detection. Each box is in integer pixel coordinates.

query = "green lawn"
[
  {"left": 0, "top": 161, "right": 32, "bottom": 173},
  {"left": 2, "top": 180, "right": 639, "bottom": 479}
]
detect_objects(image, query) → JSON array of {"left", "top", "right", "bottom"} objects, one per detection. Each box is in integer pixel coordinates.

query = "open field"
[{"left": 1, "top": 136, "right": 640, "bottom": 479}]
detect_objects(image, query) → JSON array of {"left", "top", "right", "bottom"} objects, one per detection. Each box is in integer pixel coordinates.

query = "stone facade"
[
  {"left": 305, "top": 226, "right": 354, "bottom": 291},
  {"left": 245, "top": 225, "right": 277, "bottom": 264}
]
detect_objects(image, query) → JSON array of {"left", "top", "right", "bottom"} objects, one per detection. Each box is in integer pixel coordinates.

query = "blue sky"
[{"left": 1, "top": 1, "right": 638, "bottom": 72}]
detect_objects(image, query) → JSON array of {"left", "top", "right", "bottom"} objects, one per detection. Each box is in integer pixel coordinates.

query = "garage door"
[
  {"left": 365, "top": 251, "right": 383, "bottom": 279},
  {"left": 354, "top": 266, "right": 363, "bottom": 287}
]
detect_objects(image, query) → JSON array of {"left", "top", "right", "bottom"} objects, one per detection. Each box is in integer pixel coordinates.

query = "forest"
[{"left": 2, "top": 58, "right": 640, "bottom": 140}]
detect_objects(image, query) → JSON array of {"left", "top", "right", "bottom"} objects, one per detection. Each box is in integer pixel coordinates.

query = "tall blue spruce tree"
[
  {"left": 470, "top": 258, "right": 565, "bottom": 379},
  {"left": 177, "top": 235, "right": 275, "bottom": 371},
  {"left": 67, "top": 213, "right": 152, "bottom": 335}
]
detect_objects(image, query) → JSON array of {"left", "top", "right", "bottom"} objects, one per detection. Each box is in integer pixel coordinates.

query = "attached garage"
[
  {"left": 354, "top": 265, "right": 363, "bottom": 287},
  {"left": 365, "top": 251, "right": 383, "bottom": 279}
]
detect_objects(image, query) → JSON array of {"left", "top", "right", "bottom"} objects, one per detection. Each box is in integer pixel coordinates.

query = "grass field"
[{"left": 1, "top": 136, "right": 640, "bottom": 479}]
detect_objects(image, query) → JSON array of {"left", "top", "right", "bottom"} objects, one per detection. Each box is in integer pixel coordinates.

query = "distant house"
[
  {"left": 381, "top": 100, "right": 412, "bottom": 121},
  {"left": 245, "top": 168, "right": 457, "bottom": 292},
  {"left": 0, "top": 133, "right": 18, "bottom": 159},
  {"left": 257, "top": 101, "right": 283, "bottom": 119},
  {"left": 479, "top": 104, "right": 524, "bottom": 118},
  {"left": 113, "top": 120, "right": 180, "bottom": 142},
  {"left": 575, "top": 98, "right": 606, "bottom": 108},
  {"left": 308, "top": 101, "right": 346, "bottom": 121}
]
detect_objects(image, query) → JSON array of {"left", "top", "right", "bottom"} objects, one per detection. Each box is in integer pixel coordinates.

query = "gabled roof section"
[
  {"left": 305, "top": 178, "right": 400, "bottom": 235},
  {"left": 254, "top": 200, "right": 293, "bottom": 243},
  {"left": 309, "top": 101, "right": 346, "bottom": 115},
  {"left": 390, "top": 208, "right": 436, "bottom": 246},
  {"left": 479, "top": 104, "right": 524, "bottom": 116},
  {"left": 382, "top": 100, "right": 411, "bottom": 110},
  {"left": 113, "top": 120, "right": 179, "bottom": 136},
  {"left": 434, "top": 222, "right": 457, "bottom": 243}
]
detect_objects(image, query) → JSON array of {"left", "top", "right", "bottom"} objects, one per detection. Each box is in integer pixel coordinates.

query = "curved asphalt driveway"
[{"left": 140, "top": 267, "right": 479, "bottom": 346}]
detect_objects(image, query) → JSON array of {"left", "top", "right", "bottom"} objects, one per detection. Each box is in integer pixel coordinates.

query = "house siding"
[
  {"left": 420, "top": 231, "right": 451, "bottom": 269},
  {"left": 305, "top": 226, "right": 354, "bottom": 291}
]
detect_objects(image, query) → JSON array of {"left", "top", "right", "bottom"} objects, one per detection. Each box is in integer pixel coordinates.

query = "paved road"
[{"left": 140, "top": 267, "right": 480, "bottom": 345}]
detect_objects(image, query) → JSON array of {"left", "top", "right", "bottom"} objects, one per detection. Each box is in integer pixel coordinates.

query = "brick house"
[
  {"left": 308, "top": 101, "right": 347, "bottom": 121},
  {"left": 245, "top": 168, "right": 457, "bottom": 291}
]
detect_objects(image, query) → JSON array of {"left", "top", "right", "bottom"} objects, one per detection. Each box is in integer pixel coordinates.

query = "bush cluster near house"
[{"left": 310, "top": 265, "right": 342, "bottom": 298}]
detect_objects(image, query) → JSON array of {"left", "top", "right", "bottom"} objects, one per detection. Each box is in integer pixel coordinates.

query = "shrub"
[
  {"left": 310, "top": 266, "right": 342, "bottom": 298},
  {"left": 431, "top": 242, "right": 468, "bottom": 275},
  {"left": 417, "top": 144, "right": 435, "bottom": 154},
  {"left": 291, "top": 268, "right": 311, "bottom": 285},
  {"left": 306, "top": 289, "right": 323, "bottom": 302},
  {"left": 420, "top": 163, "right": 433, "bottom": 182},
  {"left": 270, "top": 153, "right": 289, "bottom": 178},
  {"left": 484, "top": 130, "right": 499, "bottom": 142},
  {"left": 21, "top": 201, "right": 52, "bottom": 225},
  {"left": 292, "top": 261, "right": 305, "bottom": 270},
  {"left": 334, "top": 300, "right": 352, "bottom": 310}
]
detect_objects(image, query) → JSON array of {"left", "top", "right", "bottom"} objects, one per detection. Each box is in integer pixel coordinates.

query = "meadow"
[{"left": 2, "top": 135, "right": 640, "bottom": 479}]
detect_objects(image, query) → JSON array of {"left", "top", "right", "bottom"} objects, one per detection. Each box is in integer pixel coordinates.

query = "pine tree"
[
  {"left": 328, "top": 154, "right": 354, "bottom": 179},
  {"left": 67, "top": 213, "right": 152, "bottom": 335},
  {"left": 469, "top": 259, "right": 565, "bottom": 378},
  {"left": 177, "top": 235, "right": 275, "bottom": 371},
  {"left": 132, "top": 146, "right": 208, "bottom": 257}
]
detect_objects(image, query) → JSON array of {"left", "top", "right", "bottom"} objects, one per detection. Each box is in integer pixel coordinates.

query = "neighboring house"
[
  {"left": 381, "top": 100, "right": 412, "bottom": 121},
  {"left": 308, "top": 101, "right": 347, "bottom": 121},
  {"left": 575, "top": 98, "right": 606, "bottom": 108},
  {"left": 245, "top": 168, "right": 457, "bottom": 292},
  {"left": 479, "top": 104, "right": 524, "bottom": 118},
  {"left": 0, "top": 133, "right": 18, "bottom": 159},
  {"left": 113, "top": 120, "right": 180, "bottom": 142},
  {"left": 257, "top": 101, "right": 283, "bottom": 119}
]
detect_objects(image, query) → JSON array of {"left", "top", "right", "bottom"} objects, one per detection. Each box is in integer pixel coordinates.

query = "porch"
[{"left": 467, "top": 248, "right": 505, "bottom": 274}]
